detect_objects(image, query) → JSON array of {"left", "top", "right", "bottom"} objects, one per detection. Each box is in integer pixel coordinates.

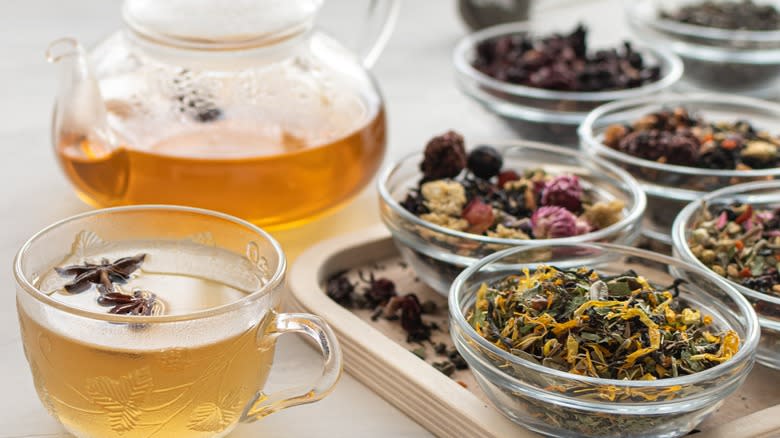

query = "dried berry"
[
  {"left": 420, "top": 131, "right": 467, "bottom": 180},
  {"left": 467, "top": 145, "right": 503, "bottom": 179},
  {"left": 541, "top": 175, "right": 583, "bottom": 212},
  {"left": 462, "top": 198, "right": 495, "bottom": 234}
]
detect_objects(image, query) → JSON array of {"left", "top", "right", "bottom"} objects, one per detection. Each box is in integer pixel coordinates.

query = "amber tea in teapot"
[{"left": 49, "top": 0, "right": 395, "bottom": 228}]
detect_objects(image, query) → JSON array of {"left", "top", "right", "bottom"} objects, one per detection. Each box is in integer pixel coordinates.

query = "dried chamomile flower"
[
  {"left": 583, "top": 200, "right": 624, "bottom": 230},
  {"left": 421, "top": 180, "right": 467, "bottom": 216},
  {"left": 420, "top": 212, "right": 469, "bottom": 231}
]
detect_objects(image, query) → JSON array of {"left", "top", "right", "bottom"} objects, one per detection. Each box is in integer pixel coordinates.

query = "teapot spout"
[{"left": 47, "top": 38, "right": 116, "bottom": 152}]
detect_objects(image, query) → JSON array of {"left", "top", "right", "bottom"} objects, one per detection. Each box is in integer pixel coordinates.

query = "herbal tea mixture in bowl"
[
  {"left": 401, "top": 131, "right": 625, "bottom": 240},
  {"left": 672, "top": 180, "right": 780, "bottom": 369},
  {"left": 379, "top": 132, "right": 645, "bottom": 294},
  {"left": 469, "top": 265, "right": 739, "bottom": 380},
  {"left": 687, "top": 202, "right": 780, "bottom": 295},
  {"left": 603, "top": 106, "right": 780, "bottom": 171},
  {"left": 580, "top": 94, "right": 780, "bottom": 245},
  {"left": 449, "top": 243, "right": 759, "bottom": 437}
]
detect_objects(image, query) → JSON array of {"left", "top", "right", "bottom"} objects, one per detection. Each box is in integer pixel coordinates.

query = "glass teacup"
[{"left": 14, "top": 205, "right": 342, "bottom": 438}]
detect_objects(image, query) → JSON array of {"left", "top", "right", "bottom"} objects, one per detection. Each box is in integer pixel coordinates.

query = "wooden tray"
[{"left": 288, "top": 225, "right": 780, "bottom": 438}]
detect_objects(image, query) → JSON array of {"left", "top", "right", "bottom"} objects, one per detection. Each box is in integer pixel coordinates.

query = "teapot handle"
[{"left": 356, "top": 0, "right": 401, "bottom": 69}]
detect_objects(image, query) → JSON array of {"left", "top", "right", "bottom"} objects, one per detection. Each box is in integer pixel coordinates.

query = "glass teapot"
[{"left": 48, "top": 0, "right": 397, "bottom": 228}]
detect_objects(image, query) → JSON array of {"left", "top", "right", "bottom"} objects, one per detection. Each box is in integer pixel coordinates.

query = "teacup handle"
[{"left": 240, "top": 312, "right": 342, "bottom": 422}]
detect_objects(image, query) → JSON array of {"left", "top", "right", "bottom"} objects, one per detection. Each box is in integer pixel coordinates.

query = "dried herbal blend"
[
  {"left": 472, "top": 24, "right": 661, "bottom": 92},
  {"left": 604, "top": 107, "right": 780, "bottom": 170},
  {"left": 689, "top": 202, "right": 780, "bottom": 295},
  {"left": 401, "top": 131, "right": 624, "bottom": 239},
  {"left": 468, "top": 265, "right": 739, "bottom": 380},
  {"left": 662, "top": 0, "right": 780, "bottom": 31}
]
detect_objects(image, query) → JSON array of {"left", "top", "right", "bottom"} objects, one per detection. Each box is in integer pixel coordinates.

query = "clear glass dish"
[
  {"left": 579, "top": 93, "right": 780, "bottom": 245},
  {"left": 452, "top": 21, "right": 682, "bottom": 145},
  {"left": 673, "top": 180, "right": 780, "bottom": 370},
  {"left": 377, "top": 140, "right": 646, "bottom": 295},
  {"left": 449, "top": 243, "right": 759, "bottom": 438},
  {"left": 626, "top": 0, "right": 780, "bottom": 95}
]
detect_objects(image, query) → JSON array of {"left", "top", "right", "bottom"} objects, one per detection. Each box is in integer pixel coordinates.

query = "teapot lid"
[{"left": 122, "top": 0, "right": 323, "bottom": 49}]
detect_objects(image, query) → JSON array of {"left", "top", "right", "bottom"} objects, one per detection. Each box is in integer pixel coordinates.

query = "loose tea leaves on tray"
[
  {"left": 472, "top": 24, "right": 661, "bottom": 91},
  {"left": 468, "top": 265, "right": 739, "bottom": 380},
  {"left": 325, "top": 267, "right": 469, "bottom": 376},
  {"left": 604, "top": 107, "right": 780, "bottom": 170},
  {"left": 662, "top": 0, "right": 780, "bottom": 31},
  {"left": 401, "top": 131, "right": 624, "bottom": 239}
]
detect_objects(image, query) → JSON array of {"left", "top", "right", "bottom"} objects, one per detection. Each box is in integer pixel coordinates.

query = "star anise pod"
[
  {"left": 55, "top": 254, "right": 146, "bottom": 293},
  {"left": 98, "top": 288, "right": 159, "bottom": 316}
]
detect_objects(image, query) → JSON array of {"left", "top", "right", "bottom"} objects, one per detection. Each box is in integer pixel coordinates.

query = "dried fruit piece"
[
  {"left": 420, "top": 131, "right": 467, "bottom": 180},
  {"left": 462, "top": 198, "right": 495, "bottom": 234},
  {"left": 467, "top": 145, "right": 503, "bottom": 179}
]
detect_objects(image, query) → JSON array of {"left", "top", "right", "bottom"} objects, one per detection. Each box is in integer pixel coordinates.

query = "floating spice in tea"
[
  {"left": 55, "top": 254, "right": 159, "bottom": 316},
  {"left": 400, "top": 131, "right": 625, "bottom": 239},
  {"left": 468, "top": 265, "right": 739, "bottom": 380}
]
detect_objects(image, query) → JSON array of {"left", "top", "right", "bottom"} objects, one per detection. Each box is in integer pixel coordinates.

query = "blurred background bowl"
[
  {"left": 453, "top": 21, "right": 682, "bottom": 145},
  {"left": 626, "top": 0, "right": 780, "bottom": 96}
]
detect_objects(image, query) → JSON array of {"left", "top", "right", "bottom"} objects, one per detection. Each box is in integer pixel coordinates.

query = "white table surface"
[{"left": 0, "top": 0, "right": 622, "bottom": 436}]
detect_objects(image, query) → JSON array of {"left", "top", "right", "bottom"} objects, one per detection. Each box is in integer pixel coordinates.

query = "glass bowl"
[
  {"left": 453, "top": 21, "right": 682, "bottom": 145},
  {"left": 673, "top": 180, "right": 780, "bottom": 370},
  {"left": 579, "top": 93, "right": 780, "bottom": 246},
  {"left": 449, "top": 243, "right": 760, "bottom": 438},
  {"left": 377, "top": 140, "right": 646, "bottom": 295},
  {"left": 626, "top": 0, "right": 780, "bottom": 96}
]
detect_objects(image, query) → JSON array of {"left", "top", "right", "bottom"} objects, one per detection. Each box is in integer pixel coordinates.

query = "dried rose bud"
[
  {"left": 462, "top": 198, "right": 495, "bottom": 234},
  {"left": 498, "top": 170, "right": 520, "bottom": 188},
  {"left": 467, "top": 145, "right": 503, "bottom": 179},
  {"left": 541, "top": 175, "right": 583, "bottom": 212},
  {"left": 531, "top": 206, "right": 586, "bottom": 238},
  {"left": 420, "top": 131, "right": 467, "bottom": 180}
]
